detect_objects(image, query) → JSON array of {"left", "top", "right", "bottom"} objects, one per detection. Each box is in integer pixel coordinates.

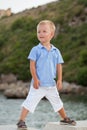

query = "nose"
[{"left": 39, "top": 32, "right": 44, "bottom": 37}]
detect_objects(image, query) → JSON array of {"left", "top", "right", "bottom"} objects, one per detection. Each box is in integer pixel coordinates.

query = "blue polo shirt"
[{"left": 28, "top": 43, "right": 64, "bottom": 87}]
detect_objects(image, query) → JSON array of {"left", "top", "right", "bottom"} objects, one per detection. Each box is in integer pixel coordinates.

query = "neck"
[{"left": 41, "top": 42, "right": 51, "bottom": 51}]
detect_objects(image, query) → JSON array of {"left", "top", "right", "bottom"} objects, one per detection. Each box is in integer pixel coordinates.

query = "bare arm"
[
  {"left": 30, "top": 60, "right": 40, "bottom": 89},
  {"left": 56, "top": 64, "right": 63, "bottom": 90}
]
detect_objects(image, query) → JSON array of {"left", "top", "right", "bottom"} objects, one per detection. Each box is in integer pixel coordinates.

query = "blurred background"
[{"left": 0, "top": 0, "right": 87, "bottom": 129}]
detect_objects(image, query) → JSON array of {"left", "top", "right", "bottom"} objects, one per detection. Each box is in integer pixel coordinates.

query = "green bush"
[
  {"left": 74, "top": 5, "right": 83, "bottom": 17},
  {"left": 79, "top": 50, "right": 87, "bottom": 65},
  {"left": 17, "top": 64, "right": 31, "bottom": 81},
  {"left": 11, "top": 17, "right": 36, "bottom": 31},
  {"left": 63, "top": 53, "right": 71, "bottom": 62},
  {"left": 77, "top": 67, "right": 87, "bottom": 86},
  {"left": 11, "top": 18, "right": 25, "bottom": 30},
  {"left": 0, "top": 35, "right": 5, "bottom": 47},
  {"left": 77, "top": 0, "right": 87, "bottom": 7},
  {"left": 0, "top": 52, "right": 4, "bottom": 61}
]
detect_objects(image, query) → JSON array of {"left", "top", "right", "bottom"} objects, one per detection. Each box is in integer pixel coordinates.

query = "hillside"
[{"left": 0, "top": 0, "right": 87, "bottom": 86}]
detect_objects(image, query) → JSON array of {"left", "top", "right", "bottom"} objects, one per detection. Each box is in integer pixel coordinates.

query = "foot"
[
  {"left": 17, "top": 120, "right": 27, "bottom": 130},
  {"left": 60, "top": 117, "right": 76, "bottom": 126}
]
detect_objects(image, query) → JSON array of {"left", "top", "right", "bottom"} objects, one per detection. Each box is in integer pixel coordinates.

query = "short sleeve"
[
  {"left": 56, "top": 49, "right": 64, "bottom": 64},
  {"left": 28, "top": 47, "right": 37, "bottom": 61}
]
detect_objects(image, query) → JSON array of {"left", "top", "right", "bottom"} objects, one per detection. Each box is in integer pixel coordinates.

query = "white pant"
[{"left": 22, "top": 85, "right": 63, "bottom": 113}]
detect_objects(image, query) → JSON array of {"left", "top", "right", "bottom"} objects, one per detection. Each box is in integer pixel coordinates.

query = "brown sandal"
[
  {"left": 60, "top": 117, "right": 76, "bottom": 126},
  {"left": 17, "top": 120, "right": 27, "bottom": 129}
]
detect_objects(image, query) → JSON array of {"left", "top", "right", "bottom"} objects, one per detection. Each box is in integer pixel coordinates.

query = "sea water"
[{"left": 0, "top": 93, "right": 87, "bottom": 129}]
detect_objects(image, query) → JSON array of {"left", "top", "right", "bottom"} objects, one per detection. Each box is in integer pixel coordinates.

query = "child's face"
[{"left": 37, "top": 24, "right": 54, "bottom": 44}]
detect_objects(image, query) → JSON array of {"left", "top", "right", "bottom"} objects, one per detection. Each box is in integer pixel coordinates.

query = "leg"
[
  {"left": 46, "top": 87, "right": 76, "bottom": 125},
  {"left": 46, "top": 87, "right": 64, "bottom": 113},
  {"left": 19, "top": 107, "right": 29, "bottom": 121},
  {"left": 58, "top": 107, "right": 67, "bottom": 119},
  {"left": 45, "top": 87, "right": 67, "bottom": 119},
  {"left": 17, "top": 107, "right": 28, "bottom": 129},
  {"left": 58, "top": 105, "right": 76, "bottom": 126},
  {"left": 17, "top": 86, "right": 45, "bottom": 129}
]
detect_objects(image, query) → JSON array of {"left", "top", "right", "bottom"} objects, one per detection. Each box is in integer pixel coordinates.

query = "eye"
[
  {"left": 43, "top": 30, "right": 46, "bottom": 32},
  {"left": 37, "top": 31, "right": 40, "bottom": 33}
]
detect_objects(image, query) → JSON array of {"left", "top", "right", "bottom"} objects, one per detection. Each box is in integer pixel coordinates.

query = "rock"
[
  {"left": 77, "top": 87, "right": 87, "bottom": 95},
  {"left": 44, "top": 120, "right": 87, "bottom": 130},
  {"left": 84, "top": 7, "right": 87, "bottom": 14},
  {"left": 0, "top": 79, "right": 87, "bottom": 98},
  {"left": 60, "top": 81, "right": 73, "bottom": 94},
  {"left": 4, "top": 86, "right": 29, "bottom": 98},
  {"left": 60, "top": 81, "right": 72, "bottom": 94},
  {"left": 3, "top": 81, "right": 30, "bottom": 98},
  {"left": 0, "top": 74, "right": 17, "bottom": 83},
  {"left": 0, "top": 83, "right": 9, "bottom": 91},
  {"left": 60, "top": 81, "right": 87, "bottom": 95}
]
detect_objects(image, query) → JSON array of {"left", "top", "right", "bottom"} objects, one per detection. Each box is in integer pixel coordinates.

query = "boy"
[{"left": 17, "top": 20, "right": 76, "bottom": 129}]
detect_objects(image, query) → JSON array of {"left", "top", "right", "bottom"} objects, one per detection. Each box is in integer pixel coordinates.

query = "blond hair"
[{"left": 37, "top": 20, "right": 56, "bottom": 33}]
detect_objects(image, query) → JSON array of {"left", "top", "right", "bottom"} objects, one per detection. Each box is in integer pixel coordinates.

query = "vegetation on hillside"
[{"left": 0, "top": 0, "right": 87, "bottom": 86}]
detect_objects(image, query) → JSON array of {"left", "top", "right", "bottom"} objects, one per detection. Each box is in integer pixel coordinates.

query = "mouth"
[{"left": 40, "top": 37, "right": 44, "bottom": 38}]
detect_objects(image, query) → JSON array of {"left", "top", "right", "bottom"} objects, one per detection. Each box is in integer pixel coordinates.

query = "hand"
[
  {"left": 57, "top": 80, "right": 62, "bottom": 91},
  {"left": 33, "top": 78, "right": 40, "bottom": 89}
]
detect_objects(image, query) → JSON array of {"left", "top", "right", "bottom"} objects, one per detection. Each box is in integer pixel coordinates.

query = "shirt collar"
[
  {"left": 38, "top": 43, "right": 44, "bottom": 48},
  {"left": 38, "top": 43, "right": 56, "bottom": 50}
]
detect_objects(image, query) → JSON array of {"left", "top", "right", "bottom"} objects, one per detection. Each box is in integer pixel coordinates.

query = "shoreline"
[
  {"left": 0, "top": 74, "right": 87, "bottom": 99},
  {"left": 0, "top": 80, "right": 87, "bottom": 99}
]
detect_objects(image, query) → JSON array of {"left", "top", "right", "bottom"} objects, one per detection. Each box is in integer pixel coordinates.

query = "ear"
[{"left": 51, "top": 31, "right": 55, "bottom": 38}]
